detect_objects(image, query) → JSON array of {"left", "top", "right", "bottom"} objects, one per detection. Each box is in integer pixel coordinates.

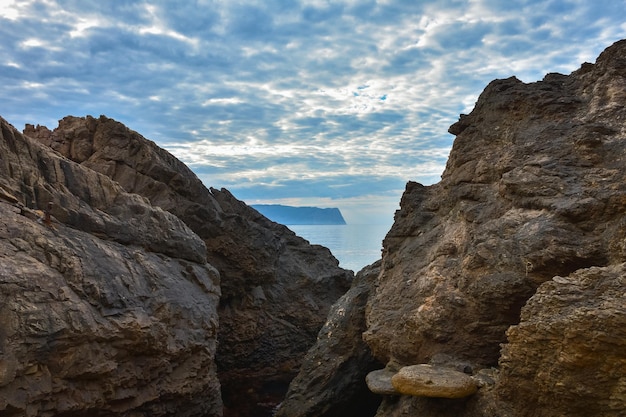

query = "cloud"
[{"left": 1, "top": 0, "right": 625, "bottom": 223}]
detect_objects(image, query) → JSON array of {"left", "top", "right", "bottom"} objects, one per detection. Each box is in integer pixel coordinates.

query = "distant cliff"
[{"left": 252, "top": 204, "right": 347, "bottom": 225}]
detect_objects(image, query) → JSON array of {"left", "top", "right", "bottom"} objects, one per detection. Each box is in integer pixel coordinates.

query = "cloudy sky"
[{"left": 1, "top": 0, "right": 624, "bottom": 225}]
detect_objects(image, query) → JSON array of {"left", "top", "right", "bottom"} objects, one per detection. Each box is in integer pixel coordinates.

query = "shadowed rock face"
[
  {"left": 275, "top": 262, "right": 383, "bottom": 417},
  {"left": 279, "top": 39, "right": 626, "bottom": 417},
  {"left": 23, "top": 114, "right": 353, "bottom": 416},
  {"left": 0, "top": 117, "right": 222, "bottom": 416}
]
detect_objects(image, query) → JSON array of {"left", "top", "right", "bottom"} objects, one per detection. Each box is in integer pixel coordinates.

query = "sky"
[{"left": 0, "top": 1, "right": 624, "bottom": 226}]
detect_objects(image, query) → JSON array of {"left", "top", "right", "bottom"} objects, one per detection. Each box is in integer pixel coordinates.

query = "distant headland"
[{"left": 252, "top": 204, "right": 347, "bottom": 225}]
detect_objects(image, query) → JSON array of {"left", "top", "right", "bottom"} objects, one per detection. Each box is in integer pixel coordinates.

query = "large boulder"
[
  {"left": 24, "top": 114, "right": 353, "bottom": 416},
  {"left": 365, "top": 35, "right": 626, "bottom": 377},
  {"left": 0, "top": 116, "right": 222, "bottom": 416},
  {"left": 497, "top": 264, "right": 626, "bottom": 417}
]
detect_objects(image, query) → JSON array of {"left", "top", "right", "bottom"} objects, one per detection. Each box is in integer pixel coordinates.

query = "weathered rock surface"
[
  {"left": 0, "top": 116, "right": 222, "bottom": 416},
  {"left": 275, "top": 262, "right": 382, "bottom": 417},
  {"left": 24, "top": 114, "right": 353, "bottom": 416},
  {"left": 391, "top": 365, "right": 478, "bottom": 399},
  {"left": 281, "top": 39, "right": 626, "bottom": 417},
  {"left": 497, "top": 264, "right": 626, "bottom": 416}
]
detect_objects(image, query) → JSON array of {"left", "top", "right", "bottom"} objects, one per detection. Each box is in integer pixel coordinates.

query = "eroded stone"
[{"left": 391, "top": 364, "right": 478, "bottom": 398}]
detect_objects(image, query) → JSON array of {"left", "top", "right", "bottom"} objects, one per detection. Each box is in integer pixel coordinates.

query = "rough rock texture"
[
  {"left": 498, "top": 264, "right": 626, "bottom": 416},
  {"left": 24, "top": 114, "right": 353, "bottom": 416},
  {"left": 391, "top": 365, "right": 478, "bottom": 399},
  {"left": 0, "top": 116, "right": 222, "bottom": 416},
  {"left": 280, "top": 39, "right": 626, "bottom": 417},
  {"left": 275, "top": 262, "right": 382, "bottom": 417}
]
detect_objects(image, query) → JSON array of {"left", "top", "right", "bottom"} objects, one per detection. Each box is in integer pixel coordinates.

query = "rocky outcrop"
[
  {"left": 280, "top": 39, "right": 626, "bottom": 417},
  {"left": 497, "top": 264, "right": 626, "bottom": 416},
  {"left": 275, "top": 262, "right": 382, "bottom": 417},
  {"left": 23, "top": 114, "right": 353, "bottom": 416},
  {"left": 0, "top": 116, "right": 222, "bottom": 416}
]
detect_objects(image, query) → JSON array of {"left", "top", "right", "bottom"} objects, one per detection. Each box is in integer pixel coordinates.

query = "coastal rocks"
[
  {"left": 391, "top": 365, "right": 478, "bottom": 399},
  {"left": 0, "top": 117, "right": 222, "bottom": 416},
  {"left": 497, "top": 264, "right": 626, "bottom": 417},
  {"left": 275, "top": 262, "right": 382, "bottom": 417},
  {"left": 24, "top": 114, "right": 353, "bottom": 416},
  {"left": 366, "top": 38, "right": 626, "bottom": 372},
  {"left": 282, "top": 39, "right": 626, "bottom": 417}
]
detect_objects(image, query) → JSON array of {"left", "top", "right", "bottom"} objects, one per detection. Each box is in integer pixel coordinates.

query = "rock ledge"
[{"left": 391, "top": 364, "right": 479, "bottom": 399}]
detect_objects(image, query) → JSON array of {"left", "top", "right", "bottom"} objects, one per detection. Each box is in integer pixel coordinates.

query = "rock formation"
[
  {"left": 278, "top": 39, "right": 626, "bottom": 417},
  {"left": 390, "top": 365, "right": 478, "bottom": 399},
  {"left": 21, "top": 114, "right": 352, "bottom": 416},
  {"left": 276, "top": 262, "right": 383, "bottom": 417},
  {"left": 3, "top": 37, "right": 625, "bottom": 417},
  {"left": 498, "top": 264, "right": 626, "bottom": 416},
  {"left": 0, "top": 116, "right": 222, "bottom": 416}
]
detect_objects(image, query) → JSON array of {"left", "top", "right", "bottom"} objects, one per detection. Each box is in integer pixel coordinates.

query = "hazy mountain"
[{"left": 252, "top": 204, "right": 347, "bottom": 225}]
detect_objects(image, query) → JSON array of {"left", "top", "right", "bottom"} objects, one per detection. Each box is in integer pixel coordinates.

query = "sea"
[{"left": 287, "top": 223, "right": 391, "bottom": 273}]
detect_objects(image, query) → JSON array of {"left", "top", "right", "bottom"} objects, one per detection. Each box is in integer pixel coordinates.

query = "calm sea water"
[{"left": 288, "top": 224, "right": 390, "bottom": 273}]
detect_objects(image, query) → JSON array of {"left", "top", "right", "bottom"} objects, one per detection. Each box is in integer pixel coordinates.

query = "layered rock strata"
[
  {"left": 279, "top": 39, "right": 626, "bottom": 417},
  {"left": 0, "top": 116, "right": 222, "bottom": 416},
  {"left": 23, "top": 114, "right": 353, "bottom": 416}
]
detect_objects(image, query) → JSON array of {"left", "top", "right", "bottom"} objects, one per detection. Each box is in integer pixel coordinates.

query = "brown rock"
[
  {"left": 364, "top": 39, "right": 626, "bottom": 370},
  {"left": 497, "top": 264, "right": 626, "bottom": 417},
  {"left": 0, "top": 117, "right": 222, "bottom": 416},
  {"left": 275, "top": 262, "right": 382, "bottom": 417},
  {"left": 391, "top": 365, "right": 478, "bottom": 398},
  {"left": 280, "top": 39, "right": 626, "bottom": 417},
  {"left": 24, "top": 114, "right": 353, "bottom": 417}
]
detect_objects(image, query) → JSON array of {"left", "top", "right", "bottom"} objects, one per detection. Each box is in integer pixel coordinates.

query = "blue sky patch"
[{"left": 0, "top": 0, "right": 624, "bottom": 224}]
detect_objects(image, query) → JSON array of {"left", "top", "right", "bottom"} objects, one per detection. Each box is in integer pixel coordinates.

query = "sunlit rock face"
[
  {"left": 278, "top": 39, "right": 626, "bottom": 417},
  {"left": 22, "top": 114, "right": 353, "bottom": 417}
]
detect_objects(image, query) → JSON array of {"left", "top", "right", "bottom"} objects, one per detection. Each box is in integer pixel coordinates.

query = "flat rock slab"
[
  {"left": 391, "top": 364, "right": 478, "bottom": 398},
  {"left": 366, "top": 369, "right": 399, "bottom": 395}
]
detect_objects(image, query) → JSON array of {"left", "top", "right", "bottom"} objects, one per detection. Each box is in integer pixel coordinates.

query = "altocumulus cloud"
[{"left": 1, "top": 0, "right": 625, "bottom": 224}]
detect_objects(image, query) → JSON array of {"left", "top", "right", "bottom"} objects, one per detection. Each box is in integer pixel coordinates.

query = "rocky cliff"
[
  {"left": 1, "top": 112, "right": 352, "bottom": 416},
  {"left": 0, "top": 117, "right": 221, "bottom": 416},
  {"left": 278, "top": 39, "right": 626, "bottom": 417}
]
